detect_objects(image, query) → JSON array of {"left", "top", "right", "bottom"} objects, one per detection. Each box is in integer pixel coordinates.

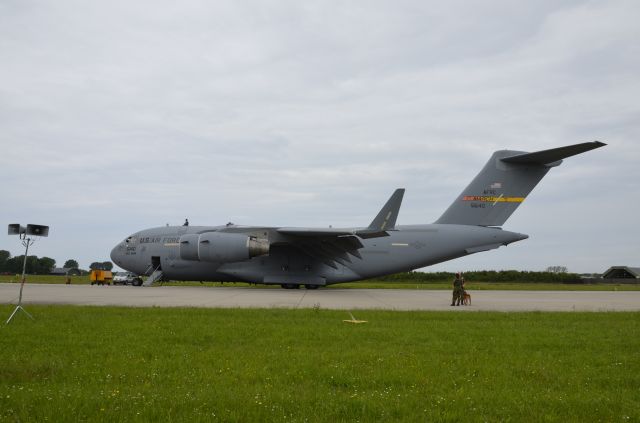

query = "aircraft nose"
[{"left": 110, "top": 242, "right": 125, "bottom": 268}]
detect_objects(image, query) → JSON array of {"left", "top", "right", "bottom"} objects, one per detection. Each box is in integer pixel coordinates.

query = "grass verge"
[{"left": 1, "top": 306, "right": 639, "bottom": 422}]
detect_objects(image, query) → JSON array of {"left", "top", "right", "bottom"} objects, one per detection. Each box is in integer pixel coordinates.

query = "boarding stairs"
[{"left": 143, "top": 265, "right": 164, "bottom": 287}]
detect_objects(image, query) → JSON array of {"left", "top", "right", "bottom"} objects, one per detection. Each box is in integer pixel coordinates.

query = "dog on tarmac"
[{"left": 463, "top": 291, "right": 471, "bottom": 306}]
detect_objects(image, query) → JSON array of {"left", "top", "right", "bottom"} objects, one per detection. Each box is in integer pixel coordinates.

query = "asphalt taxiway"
[{"left": 1, "top": 283, "right": 639, "bottom": 311}]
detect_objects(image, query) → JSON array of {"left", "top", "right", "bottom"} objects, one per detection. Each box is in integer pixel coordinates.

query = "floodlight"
[
  {"left": 8, "top": 224, "right": 26, "bottom": 236},
  {"left": 26, "top": 224, "right": 49, "bottom": 237},
  {"left": 6, "top": 222, "right": 49, "bottom": 324}
]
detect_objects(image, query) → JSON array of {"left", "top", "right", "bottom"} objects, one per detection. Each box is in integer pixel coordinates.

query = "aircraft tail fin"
[{"left": 434, "top": 141, "right": 606, "bottom": 226}]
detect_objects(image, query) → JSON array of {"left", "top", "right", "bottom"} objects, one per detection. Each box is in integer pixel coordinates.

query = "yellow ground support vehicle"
[{"left": 90, "top": 270, "right": 113, "bottom": 286}]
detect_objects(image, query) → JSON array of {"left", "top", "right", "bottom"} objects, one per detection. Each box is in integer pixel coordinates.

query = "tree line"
[
  {"left": 372, "top": 270, "right": 583, "bottom": 283},
  {"left": 0, "top": 250, "right": 113, "bottom": 274},
  {"left": 0, "top": 250, "right": 56, "bottom": 274}
]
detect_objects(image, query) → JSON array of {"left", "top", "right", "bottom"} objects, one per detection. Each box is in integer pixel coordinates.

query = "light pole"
[{"left": 6, "top": 223, "right": 49, "bottom": 324}]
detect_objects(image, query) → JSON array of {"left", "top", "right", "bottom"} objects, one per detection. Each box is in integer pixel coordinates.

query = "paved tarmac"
[{"left": 1, "top": 283, "right": 639, "bottom": 311}]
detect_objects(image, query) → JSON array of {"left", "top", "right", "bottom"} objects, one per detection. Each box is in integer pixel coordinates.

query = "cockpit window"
[{"left": 125, "top": 236, "right": 137, "bottom": 244}]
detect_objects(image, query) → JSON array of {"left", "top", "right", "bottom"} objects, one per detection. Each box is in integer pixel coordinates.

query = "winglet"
[{"left": 357, "top": 188, "right": 405, "bottom": 239}]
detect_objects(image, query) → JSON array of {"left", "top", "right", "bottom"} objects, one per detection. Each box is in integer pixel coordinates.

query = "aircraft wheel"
[
  {"left": 305, "top": 284, "right": 319, "bottom": 290},
  {"left": 281, "top": 284, "right": 300, "bottom": 289}
]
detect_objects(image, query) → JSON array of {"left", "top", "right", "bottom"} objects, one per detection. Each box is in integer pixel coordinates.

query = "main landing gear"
[
  {"left": 280, "top": 284, "right": 320, "bottom": 290},
  {"left": 281, "top": 284, "right": 299, "bottom": 289}
]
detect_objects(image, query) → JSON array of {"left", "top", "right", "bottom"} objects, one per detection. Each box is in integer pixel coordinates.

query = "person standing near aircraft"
[{"left": 451, "top": 272, "right": 464, "bottom": 306}]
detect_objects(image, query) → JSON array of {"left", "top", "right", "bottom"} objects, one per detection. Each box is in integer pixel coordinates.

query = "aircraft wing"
[
  {"left": 274, "top": 232, "right": 364, "bottom": 269},
  {"left": 273, "top": 189, "right": 405, "bottom": 268},
  {"left": 277, "top": 228, "right": 356, "bottom": 237}
]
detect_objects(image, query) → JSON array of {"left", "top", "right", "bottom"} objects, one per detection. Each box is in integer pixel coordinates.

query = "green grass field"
[
  {"left": 2, "top": 274, "right": 639, "bottom": 291},
  {"left": 1, "top": 306, "right": 638, "bottom": 422}
]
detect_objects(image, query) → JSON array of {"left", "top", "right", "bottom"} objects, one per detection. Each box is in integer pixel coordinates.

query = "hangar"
[
  {"left": 50, "top": 267, "right": 82, "bottom": 277},
  {"left": 601, "top": 266, "right": 640, "bottom": 281}
]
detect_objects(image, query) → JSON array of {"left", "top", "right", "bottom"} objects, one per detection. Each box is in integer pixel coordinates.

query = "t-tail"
[{"left": 435, "top": 141, "right": 606, "bottom": 227}]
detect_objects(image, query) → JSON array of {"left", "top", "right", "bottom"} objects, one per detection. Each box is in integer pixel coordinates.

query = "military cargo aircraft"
[{"left": 111, "top": 141, "right": 605, "bottom": 288}]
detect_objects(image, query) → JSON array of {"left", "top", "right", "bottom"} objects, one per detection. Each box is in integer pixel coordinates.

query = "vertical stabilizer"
[{"left": 434, "top": 141, "right": 605, "bottom": 226}]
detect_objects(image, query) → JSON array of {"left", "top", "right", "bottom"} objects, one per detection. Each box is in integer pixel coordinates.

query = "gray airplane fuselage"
[
  {"left": 110, "top": 224, "right": 527, "bottom": 285},
  {"left": 110, "top": 141, "right": 604, "bottom": 288}
]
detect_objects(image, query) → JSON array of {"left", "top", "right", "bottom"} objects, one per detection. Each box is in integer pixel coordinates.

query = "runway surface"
[{"left": 1, "top": 283, "right": 639, "bottom": 311}]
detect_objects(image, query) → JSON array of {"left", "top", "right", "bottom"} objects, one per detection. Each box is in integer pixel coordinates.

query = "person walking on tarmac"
[{"left": 451, "top": 272, "right": 464, "bottom": 306}]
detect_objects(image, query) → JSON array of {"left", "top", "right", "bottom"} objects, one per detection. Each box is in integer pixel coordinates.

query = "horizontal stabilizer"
[{"left": 501, "top": 141, "right": 606, "bottom": 166}]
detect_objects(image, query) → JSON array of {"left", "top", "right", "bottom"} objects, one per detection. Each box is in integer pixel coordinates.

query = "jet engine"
[
  {"left": 179, "top": 232, "right": 269, "bottom": 263},
  {"left": 178, "top": 234, "right": 200, "bottom": 261}
]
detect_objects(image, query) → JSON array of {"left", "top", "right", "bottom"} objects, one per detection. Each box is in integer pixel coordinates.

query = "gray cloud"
[{"left": 1, "top": 0, "right": 638, "bottom": 273}]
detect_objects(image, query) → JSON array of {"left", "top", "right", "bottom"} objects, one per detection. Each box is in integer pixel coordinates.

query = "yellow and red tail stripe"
[{"left": 462, "top": 195, "right": 525, "bottom": 203}]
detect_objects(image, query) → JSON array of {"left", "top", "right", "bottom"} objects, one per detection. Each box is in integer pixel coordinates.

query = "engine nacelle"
[
  {"left": 179, "top": 232, "right": 269, "bottom": 263},
  {"left": 179, "top": 234, "right": 200, "bottom": 261}
]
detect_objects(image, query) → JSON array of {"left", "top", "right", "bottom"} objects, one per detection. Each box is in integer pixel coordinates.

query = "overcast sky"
[{"left": 1, "top": 0, "right": 638, "bottom": 274}]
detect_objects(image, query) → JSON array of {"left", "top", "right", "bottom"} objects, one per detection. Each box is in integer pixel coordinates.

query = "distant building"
[
  {"left": 50, "top": 267, "right": 81, "bottom": 276},
  {"left": 601, "top": 266, "right": 640, "bottom": 280}
]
